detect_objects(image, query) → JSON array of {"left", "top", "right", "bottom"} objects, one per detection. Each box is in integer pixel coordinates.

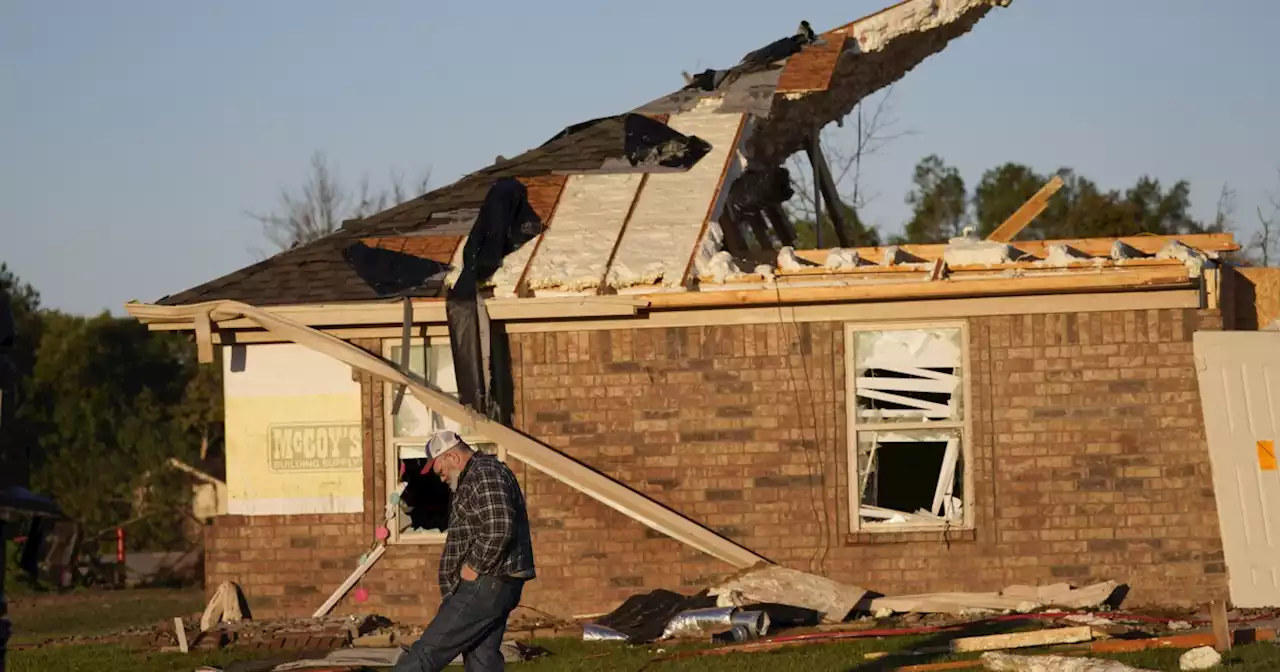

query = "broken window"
[
  {"left": 383, "top": 339, "right": 505, "bottom": 543},
  {"left": 845, "top": 324, "right": 968, "bottom": 532}
]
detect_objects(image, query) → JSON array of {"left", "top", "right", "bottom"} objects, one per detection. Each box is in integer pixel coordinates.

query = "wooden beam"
[
  {"left": 597, "top": 174, "right": 650, "bottom": 294},
  {"left": 314, "top": 543, "right": 386, "bottom": 618},
  {"left": 1211, "top": 599, "right": 1231, "bottom": 651},
  {"left": 805, "top": 135, "right": 852, "bottom": 248},
  {"left": 188, "top": 300, "right": 768, "bottom": 570},
  {"left": 986, "top": 175, "right": 1065, "bottom": 242},
  {"left": 128, "top": 295, "right": 649, "bottom": 331},
  {"left": 648, "top": 265, "right": 1194, "bottom": 309},
  {"left": 950, "top": 626, "right": 1094, "bottom": 653},
  {"left": 193, "top": 310, "right": 214, "bottom": 364},
  {"left": 504, "top": 289, "right": 1201, "bottom": 334}
]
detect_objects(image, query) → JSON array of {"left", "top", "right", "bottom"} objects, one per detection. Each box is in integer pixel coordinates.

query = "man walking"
[{"left": 394, "top": 430, "right": 535, "bottom": 672}]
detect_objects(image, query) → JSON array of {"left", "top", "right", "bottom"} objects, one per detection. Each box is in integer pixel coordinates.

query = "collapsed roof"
[{"left": 158, "top": 0, "right": 1200, "bottom": 312}]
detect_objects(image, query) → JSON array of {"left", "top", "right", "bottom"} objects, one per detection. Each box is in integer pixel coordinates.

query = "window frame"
[
  {"left": 381, "top": 336, "right": 505, "bottom": 546},
  {"left": 843, "top": 320, "right": 975, "bottom": 534}
]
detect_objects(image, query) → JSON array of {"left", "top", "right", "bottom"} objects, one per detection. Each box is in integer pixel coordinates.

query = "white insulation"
[
  {"left": 846, "top": 0, "right": 1002, "bottom": 53},
  {"left": 524, "top": 173, "right": 645, "bottom": 292},
  {"left": 607, "top": 107, "right": 746, "bottom": 288}
]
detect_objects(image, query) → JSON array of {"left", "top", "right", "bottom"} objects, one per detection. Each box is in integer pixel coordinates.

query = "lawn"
[{"left": 5, "top": 589, "right": 1279, "bottom": 671}]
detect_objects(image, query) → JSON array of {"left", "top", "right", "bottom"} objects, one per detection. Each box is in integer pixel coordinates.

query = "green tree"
[
  {"left": 902, "top": 154, "right": 967, "bottom": 243},
  {"left": 0, "top": 263, "right": 44, "bottom": 487},
  {"left": 22, "top": 312, "right": 208, "bottom": 551}
]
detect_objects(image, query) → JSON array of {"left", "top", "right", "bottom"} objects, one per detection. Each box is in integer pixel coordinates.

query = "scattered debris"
[
  {"left": 201, "top": 581, "right": 246, "bottom": 632},
  {"left": 174, "top": 617, "right": 189, "bottom": 653},
  {"left": 980, "top": 651, "right": 1157, "bottom": 672},
  {"left": 951, "top": 626, "right": 1094, "bottom": 653},
  {"left": 1155, "top": 239, "right": 1208, "bottom": 278},
  {"left": 1001, "top": 582, "right": 1122, "bottom": 610},
  {"left": 943, "top": 231, "right": 1014, "bottom": 266},
  {"left": 824, "top": 248, "right": 860, "bottom": 269},
  {"left": 776, "top": 246, "right": 807, "bottom": 271},
  {"left": 1168, "top": 620, "right": 1193, "bottom": 631},
  {"left": 707, "top": 563, "right": 869, "bottom": 623},
  {"left": 1038, "top": 243, "right": 1088, "bottom": 267},
  {"left": 1178, "top": 645, "right": 1223, "bottom": 671}
]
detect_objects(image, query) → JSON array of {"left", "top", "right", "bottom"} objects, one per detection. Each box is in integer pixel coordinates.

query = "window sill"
[
  {"left": 389, "top": 532, "right": 448, "bottom": 546},
  {"left": 845, "top": 527, "right": 976, "bottom": 545}
]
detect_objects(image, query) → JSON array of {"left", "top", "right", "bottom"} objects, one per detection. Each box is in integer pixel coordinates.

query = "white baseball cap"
[{"left": 421, "top": 429, "right": 463, "bottom": 473}]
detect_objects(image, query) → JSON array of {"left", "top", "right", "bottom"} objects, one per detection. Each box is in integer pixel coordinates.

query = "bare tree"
[
  {"left": 249, "top": 151, "right": 431, "bottom": 253},
  {"left": 785, "top": 86, "right": 914, "bottom": 224},
  {"left": 1253, "top": 169, "right": 1280, "bottom": 267}
]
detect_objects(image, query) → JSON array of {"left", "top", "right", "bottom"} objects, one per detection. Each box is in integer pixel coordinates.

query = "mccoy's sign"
[{"left": 268, "top": 423, "right": 362, "bottom": 472}]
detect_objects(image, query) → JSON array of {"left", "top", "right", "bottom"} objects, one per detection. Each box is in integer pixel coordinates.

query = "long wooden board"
[{"left": 181, "top": 301, "right": 767, "bottom": 570}]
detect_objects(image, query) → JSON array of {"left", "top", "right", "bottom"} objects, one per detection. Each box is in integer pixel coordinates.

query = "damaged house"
[{"left": 127, "top": 0, "right": 1280, "bottom": 623}]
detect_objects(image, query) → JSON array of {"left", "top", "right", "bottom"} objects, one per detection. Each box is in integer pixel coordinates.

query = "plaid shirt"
[{"left": 437, "top": 453, "right": 535, "bottom": 598}]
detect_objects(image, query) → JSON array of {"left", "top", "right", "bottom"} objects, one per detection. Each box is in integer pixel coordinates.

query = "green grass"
[
  {"left": 5, "top": 589, "right": 1279, "bottom": 671},
  {"left": 5, "top": 587, "right": 206, "bottom": 644},
  {"left": 7, "top": 644, "right": 268, "bottom": 672}
]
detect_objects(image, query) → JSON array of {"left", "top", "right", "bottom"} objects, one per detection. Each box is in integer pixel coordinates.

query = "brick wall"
[{"left": 205, "top": 308, "right": 1230, "bottom": 622}]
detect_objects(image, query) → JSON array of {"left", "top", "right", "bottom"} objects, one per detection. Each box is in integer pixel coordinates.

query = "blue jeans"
[{"left": 392, "top": 575, "right": 524, "bottom": 672}]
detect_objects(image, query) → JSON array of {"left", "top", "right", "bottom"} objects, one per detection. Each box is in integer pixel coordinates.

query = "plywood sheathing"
[
  {"left": 359, "top": 235, "right": 464, "bottom": 265},
  {"left": 775, "top": 33, "right": 850, "bottom": 94},
  {"left": 746, "top": 0, "right": 1005, "bottom": 166},
  {"left": 606, "top": 108, "right": 747, "bottom": 290},
  {"left": 1226, "top": 266, "right": 1280, "bottom": 330}
]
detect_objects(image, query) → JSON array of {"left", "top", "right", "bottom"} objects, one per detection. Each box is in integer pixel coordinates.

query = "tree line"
[
  {"left": 1, "top": 264, "right": 223, "bottom": 553},
  {"left": 795, "top": 154, "right": 1276, "bottom": 265}
]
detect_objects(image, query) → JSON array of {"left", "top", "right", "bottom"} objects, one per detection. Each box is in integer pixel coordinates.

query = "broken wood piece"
[
  {"left": 980, "top": 651, "right": 1157, "bottom": 672},
  {"left": 896, "top": 661, "right": 983, "bottom": 672},
  {"left": 390, "top": 297, "right": 411, "bottom": 416},
  {"left": 200, "top": 581, "right": 244, "bottom": 632},
  {"left": 868, "top": 591, "right": 1040, "bottom": 615},
  {"left": 193, "top": 310, "right": 214, "bottom": 364},
  {"left": 986, "top": 175, "right": 1065, "bottom": 243},
  {"left": 950, "top": 626, "right": 1094, "bottom": 653},
  {"left": 1210, "top": 599, "right": 1230, "bottom": 651},
  {"left": 928, "top": 258, "right": 947, "bottom": 281},
  {"left": 174, "top": 617, "right": 189, "bottom": 653},
  {"left": 313, "top": 543, "right": 386, "bottom": 618}
]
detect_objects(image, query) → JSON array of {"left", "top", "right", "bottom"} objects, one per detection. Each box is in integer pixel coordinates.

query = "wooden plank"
[
  {"left": 174, "top": 617, "right": 188, "bottom": 653},
  {"left": 503, "top": 289, "right": 1203, "bottom": 334},
  {"left": 950, "top": 626, "right": 1094, "bottom": 653},
  {"left": 1211, "top": 599, "right": 1231, "bottom": 651},
  {"left": 193, "top": 310, "right": 214, "bottom": 364},
  {"left": 314, "top": 543, "right": 386, "bottom": 618},
  {"left": 200, "top": 300, "right": 767, "bottom": 570},
  {"left": 986, "top": 175, "right": 1065, "bottom": 242},
  {"left": 895, "top": 661, "right": 982, "bottom": 672},
  {"left": 775, "top": 33, "right": 849, "bottom": 94},
  {"left": 649, "top": 265, "right": 1195, "bottom": 309}
]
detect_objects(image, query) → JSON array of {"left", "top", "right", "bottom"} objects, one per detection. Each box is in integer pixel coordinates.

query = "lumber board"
[
  {"left": 1211, "top": 599, "right": 1231, "bottom": 651},
  {"left": 950, "top": 626, "right": 1094, "bottom": 653},
  {"left": 986, "top": 175, "right": 1065, "bottom": 243},
  {"left": 313, "top": 543, "right": 385, "bottom": 618},
  {"left": 193, "top": 310, "right": 214, "bottom": 364},
  {"left": 650, "top": 266, "right": 1194, "bottom": 308},
  {"left": 186, "top": 300, "right": 766, "bottom": 570}
]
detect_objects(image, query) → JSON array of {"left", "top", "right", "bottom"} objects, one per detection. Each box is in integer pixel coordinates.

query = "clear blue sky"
[{"left": 3, "top": 1, "right": 1277, "bottom": 316}]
